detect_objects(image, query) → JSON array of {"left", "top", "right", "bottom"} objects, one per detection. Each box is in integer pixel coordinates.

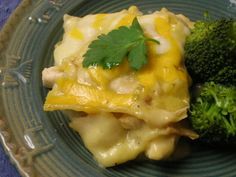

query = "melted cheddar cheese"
[{"left": 42, "top": 6, "right": 197, "bottom": 167}]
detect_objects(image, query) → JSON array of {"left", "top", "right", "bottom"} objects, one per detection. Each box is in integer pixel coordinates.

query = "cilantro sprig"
[{"left": 82, "top": 17, "right": 160, "bottom": 70}]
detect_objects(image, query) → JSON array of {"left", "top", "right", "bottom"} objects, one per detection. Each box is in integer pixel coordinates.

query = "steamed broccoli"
[
  {"left": 209, "top": 66, "right": 236, "bottom": 85},
  {"left": 184, "top": 19, "right": 236, "bottom": 85},
  {"left": 189, "top": 82, "right": 236, "bottom": 143}
]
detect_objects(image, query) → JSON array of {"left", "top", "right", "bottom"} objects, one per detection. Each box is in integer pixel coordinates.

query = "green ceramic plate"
[{"left": 0, "top": 0, "right": 236, "bottom": 177}]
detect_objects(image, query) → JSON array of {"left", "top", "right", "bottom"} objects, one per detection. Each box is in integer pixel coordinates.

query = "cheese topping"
[{"left": 42, "top": 6, "right": 197, "bottom": 167}]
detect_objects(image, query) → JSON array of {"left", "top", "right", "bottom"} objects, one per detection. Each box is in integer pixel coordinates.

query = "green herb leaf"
[{"left": 82, "top": 17, "right": 159, "bottom": 70}]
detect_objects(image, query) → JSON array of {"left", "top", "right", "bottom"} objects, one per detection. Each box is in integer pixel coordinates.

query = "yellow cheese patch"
[
  {"left": 69, "top": 28, "right": 84, "bottom": 40},
  {"left": 87, "top": 61, "right": 130, "bottom": 88},
  {"left": 137, "top": 15, "right": 188, "bottom": 89},
  {"left": 115, "top": 14, "right": 136, "bottom": 28},
  {"left": 93, "top": 14, "right": 107, "bottom": 30},
  {"left": 44, "top": 78, "right": 134, "bottom": 113}
]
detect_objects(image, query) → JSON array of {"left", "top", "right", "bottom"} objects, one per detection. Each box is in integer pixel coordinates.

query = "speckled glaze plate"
[{"left": 0, "top": 0, "right": 236, "bottom": 177}]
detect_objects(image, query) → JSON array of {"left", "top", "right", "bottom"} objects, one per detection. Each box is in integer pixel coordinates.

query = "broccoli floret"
[
  {"left": 189, "top": 82, "right": 236, "bottom": 143},
  {"left": 209, "top": 66, "right": 236, "bottom": 85},
  {"left": 184, "top": 19, "right": 236, "bottom": 85}
]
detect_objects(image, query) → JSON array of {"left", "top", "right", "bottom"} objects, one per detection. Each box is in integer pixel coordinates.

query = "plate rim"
[
  {"left": 0, "top": 1, "right": 235, "bottom": 177},
  {"left": 0, "top": 1, "right": 38, "bottom": 177}
]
